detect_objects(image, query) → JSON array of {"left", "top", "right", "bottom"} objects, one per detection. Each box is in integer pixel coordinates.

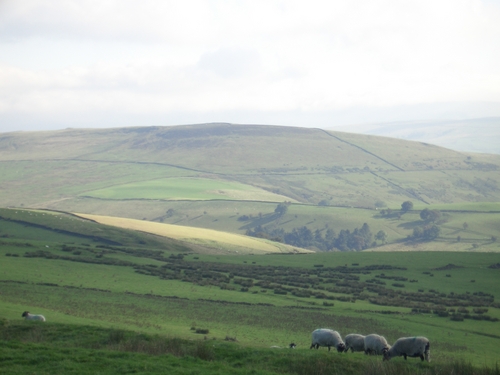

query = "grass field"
[
  {"left": 1, "top": 212, "right": 500, "bottom": 369},
  {"left": 83, "top": 177, "right": 295, "bottom": 202},
  {"left": 5, "top": 321, "right": 500, "bottom": 375},
  {"left": 66, "top": 203, "right": 500, "bottom": 253},
  {"left": 75, "top": 213, "right": 311, "bottom": 254},
  {"left": 1, "top": 124, "right": 500, "bottom": 373},
  {"left": 1, "top": 124, "right": 499, "bottom": 223}
]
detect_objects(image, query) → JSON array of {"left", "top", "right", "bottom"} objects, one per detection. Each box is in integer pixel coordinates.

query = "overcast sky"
[{"left": 1, "top": 0, "right": 500, "bottom": 133}]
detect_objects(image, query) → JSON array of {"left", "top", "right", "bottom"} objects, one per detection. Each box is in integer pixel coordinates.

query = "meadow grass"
[
  {"left": 1, "top": 237, "right": 500, "bottom": 365},
  {"left": 2, "top": 125, "right": 500, "bottom": 214},
  {"left": 2, "top": 124, "right": 500, "bottom": 373},
  {"left": 83, "top": 176, "right": 293, "bottom": 202},
  {"left": 1, "top": 318, "right": 499, "bottom": 375},
  {"left": 18, "top": 194, "right": 496, "bottom": 254},
  {"left": 75, "top": 213, "right": 311, "bottom": 254}
]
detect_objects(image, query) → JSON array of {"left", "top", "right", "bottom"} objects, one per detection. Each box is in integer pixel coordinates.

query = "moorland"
[{"left": 1, "top": 123, "right": 499, "bottom": 374}]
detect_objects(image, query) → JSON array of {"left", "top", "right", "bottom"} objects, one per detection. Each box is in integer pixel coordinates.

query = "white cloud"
[{"left": 0, "top": 0, "right": 499, "bottom": 131}]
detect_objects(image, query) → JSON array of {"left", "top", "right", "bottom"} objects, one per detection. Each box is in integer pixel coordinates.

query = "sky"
[{"left": 1, "top": 0, "right": 500, "bottom": 133}]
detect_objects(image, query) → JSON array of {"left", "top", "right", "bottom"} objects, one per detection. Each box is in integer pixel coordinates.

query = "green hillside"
[
  {"left": 0, "top": 210, "right": 500, "bottom": 374},
  {"left": 0, "top": 123, "right": 499, "bottom": 252}
]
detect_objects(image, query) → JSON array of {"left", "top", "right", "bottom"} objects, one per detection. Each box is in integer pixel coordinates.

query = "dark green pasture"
[
  {"left": 1, "top": 239, "right": 500, "bottom": 366},
  {"left": 2, "top": 320, "right": 499, "bottom": 375}
]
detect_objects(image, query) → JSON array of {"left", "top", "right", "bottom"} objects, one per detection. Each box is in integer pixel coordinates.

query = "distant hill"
[
  {"left": 1, "top": 123, "right": 499, "bottom": 251},
  {"left": 331, "top": 117, "right": 500, "bottom": 155},
  {"left": 1, "top": 123, "right": 499, "bottom": 206}
]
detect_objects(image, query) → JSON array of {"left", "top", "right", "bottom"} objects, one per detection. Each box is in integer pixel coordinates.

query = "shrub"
[
  {"left": 450, "top": 314, "right": 464, "bottom": 321},
  {"left": 107, "top": 330, "right": 126, "bottom": 344},
  {"left": 473, "top": 308, "right": 488, "bottom": 314},
  {"left": 274, "top": 289, "right": 288, "bottom": 295}
]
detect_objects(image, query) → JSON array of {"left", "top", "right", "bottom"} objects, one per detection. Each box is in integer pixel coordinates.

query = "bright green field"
[{"left": 82, "top": 177, "right": 293, "bottom": 202}]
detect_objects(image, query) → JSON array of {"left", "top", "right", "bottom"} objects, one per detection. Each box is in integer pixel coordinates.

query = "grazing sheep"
[
  {"left": 344, "top": 334, "right": 366, "bottom": 353},
  {"left": 383, "top": 336, "right": 430, "bottom": 362},
  {"left": 364, "top": 334, "right": 390, "bottom": 355},
  {"left": 310, "top": 329, "right": 346, "bottom": 352},
  {"left": 22, "top": 311, "right": 46, "bottom": 322}
]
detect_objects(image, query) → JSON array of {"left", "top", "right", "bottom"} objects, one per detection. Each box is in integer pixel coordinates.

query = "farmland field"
[
  {"left": 1, "top": 211, "right": 500, "bottom": 369},
  {"left": 1, "top": 124, "right": 500, "bottom": 373},
  {"left": 83, "top": 177, "right": 294, "bottom": 202},
  {"left": 76, "top": 213, "right": 311, "bottom": 254}
]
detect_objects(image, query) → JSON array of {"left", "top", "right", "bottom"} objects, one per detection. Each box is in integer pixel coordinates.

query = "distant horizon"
[{"left": 1, "top": 114, "right": 499, "bottom": 156}]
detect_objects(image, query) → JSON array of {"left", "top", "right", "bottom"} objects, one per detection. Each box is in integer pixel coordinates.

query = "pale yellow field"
[
  {"left": 75, "top": 213, "right": 312, "bottom": 254},
  {"left": 366, "top": 241, "right": 500, "bottom": 252}
]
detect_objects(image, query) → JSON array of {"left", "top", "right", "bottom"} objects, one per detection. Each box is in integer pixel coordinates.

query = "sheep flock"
[
  {"left": 19, "top": 310, "right": 430, "bottom": 362},
  {"left": 310, "top": 329, "right": 430, "bottom": 362}
]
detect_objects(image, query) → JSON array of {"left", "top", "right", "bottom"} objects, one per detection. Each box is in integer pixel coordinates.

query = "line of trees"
[{"left": 246, "top": 223, "right": 376, "bottom": 251}]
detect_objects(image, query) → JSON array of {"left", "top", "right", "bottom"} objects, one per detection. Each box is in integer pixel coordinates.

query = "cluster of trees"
[
  {"left": 378, "top": 201, "right": 443, "bottom": 241},
  {"left": 420, "top": 208, "right": 441, "bottom": 222},
  {"left": 411, "top": 224, "right": 441, "bottom": 240},
  {"left": 412, "top": 207, "right": 442, "bottom": 240},
  {"left": 244, "top": 200, "right": 450, "bottom": 250},
  {"left": 246, "top": 223, "right": 377, "bottom": 251}
]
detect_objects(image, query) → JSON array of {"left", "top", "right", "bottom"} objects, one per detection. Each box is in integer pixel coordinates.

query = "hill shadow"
[
  {"left": 238, "top": 213, "right": 281, "bottom": 231},
  {"left": 397, "top": 220, "right": 426, "bottom": 230}
]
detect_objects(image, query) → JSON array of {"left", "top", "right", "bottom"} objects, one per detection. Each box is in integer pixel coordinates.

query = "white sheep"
[
  {"left": 364, "top": 333, "right": 390, "bottom": 355},
  {"left": 383, "top": 336, "right": 430, "bottom": 362},
  {"left": 344, "top": 334, "right": 365, "bottom": 353},
  {"left": 22, "top": 311, "right": 46, "bottom": 322},
  {"left": 310, "top": 328, "right": 346, "bottom": 352}
]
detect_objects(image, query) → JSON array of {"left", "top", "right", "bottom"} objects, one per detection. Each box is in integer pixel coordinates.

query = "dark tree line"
[{"left": 246, "top": 223, "right": 374, "bottom": 251}]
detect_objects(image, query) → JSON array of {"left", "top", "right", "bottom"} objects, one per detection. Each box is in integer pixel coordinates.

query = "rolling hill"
[
  {"left": 0, "top": 123, "right": 499, "bottom": 251},
  {"left": 1, "top": 124, "right": 500, "bottom": 373}
]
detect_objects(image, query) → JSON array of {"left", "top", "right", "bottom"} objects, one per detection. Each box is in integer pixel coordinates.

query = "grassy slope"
[
  {"left": 1, "top": 124, "right": 499, "bottom": 252},
  {"left": 1, "top": 124, "right": 499, "bottom": 208},
  {"left": 76, "top": 213, "right": 312, "bottom": 254},
  {"left": 6, "top": 321, "right": 499, "bottom": 375},
  {"left": 1, "top": 254, "right": 500, "bottom": 368},
  {"left": 1, "top": 125, "right": 500, "bottom": 373},
  {"left": 1, "top": 214, "right": 500, "bottom": 366}
]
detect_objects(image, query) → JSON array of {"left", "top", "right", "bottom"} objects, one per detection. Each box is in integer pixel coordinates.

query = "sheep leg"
[
  {"left": 403, "top": 354, "right": 407, "bottom": 360},
  {"left": 420, "top": 354, "right": 424, "bottom": 361}
]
